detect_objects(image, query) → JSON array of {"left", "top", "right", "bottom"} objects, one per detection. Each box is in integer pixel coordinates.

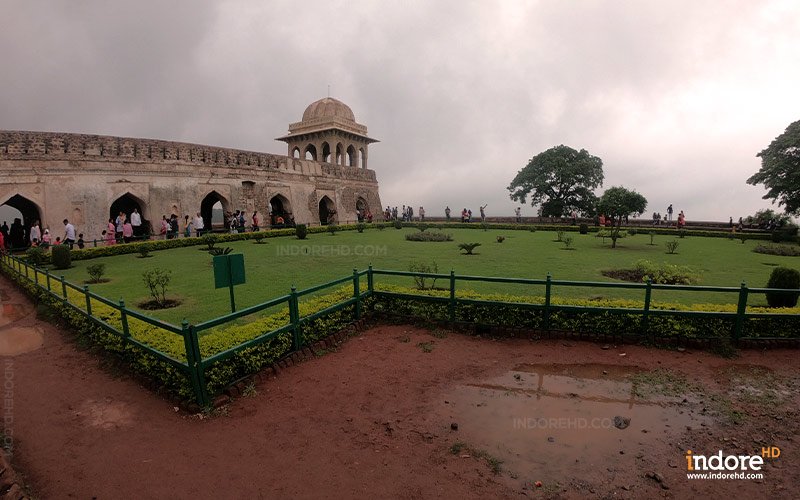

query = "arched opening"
[
  {"left": 346, "top": 145, "right": 357, "bottom": 167},
  {"left": 355, "top": 197, "right": 369, "bottom": 222},
  {"left": 319, "top": 196, "right": 336, "bottom": 225},
  {"left": 335, "top": 143, "right": 344, "bottom": 165},
  {"left": 304, "top": 144, "right": 317, "bottom": 161},
  {"left": 0, "top": 194, "right": 42, "bottom": 249},
  {"left": 359, "top": 148, "right": 365, "bottom": 168},
  {"left": 321, "top": 142, "right": 331, "bottom": 163},
  {"left": 269, "top": 194, "right": 293, "bottom": 227},
  {"left": 110, "top": 192, "right": 148, "bottom": 237},
  {"left": 292, "top": 147, "right": 301, "bottom": 159},
  {"left": 200, "top": 191, "right": 230, "bottom": 232}
]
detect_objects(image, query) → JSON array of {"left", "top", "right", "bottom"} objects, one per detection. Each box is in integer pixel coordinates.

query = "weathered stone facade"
[{"left": 0, "top": 98, "right": 382, "bottom": 239}]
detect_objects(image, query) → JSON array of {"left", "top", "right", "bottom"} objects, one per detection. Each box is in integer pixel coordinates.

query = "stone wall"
[{"left": 0, "top": 131, "right": 382, "bottom": 239}]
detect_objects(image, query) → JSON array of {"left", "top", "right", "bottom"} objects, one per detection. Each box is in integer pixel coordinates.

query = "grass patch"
[
  {"left": 629, "top": 369, "right": 702, "bottom": 398},
  {"left": 417, "top": 341, "right": 435, "bottom": 353},
  {"left": 449, "top": 442, "right": 503, "bottom": 474}
]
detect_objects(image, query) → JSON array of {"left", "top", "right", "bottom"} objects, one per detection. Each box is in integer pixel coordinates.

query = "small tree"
[
  {"left": 51, "top": 245, "right": 72, "bottom": 269},
  {"left": 356, "top": 222, "right": 366, "bottom": 233},
  {"left": 295, "top": 224, "right": 308, "bottom": 240},
  {"left": 137, "top": 243, "right": 152, "bottom": 258},
  {"left": 86, "top": 263, "right": 106, "bottom": 284},
  {"left": 25, "top": 247, "right": 47, "bottom": 267},
  {"left": 142, "top": 269, "right": 172, "bottom": 307},
  {"left": 458, "top": 242, "right": 481, "bottom": 255},
  {"left": 327, "top": 224, "right": 338, "bottom": 236},
  {"left": 562, "top": 235, "right": 574, "bottom": 250},
  {"left": 408, "top": 261, "right": 439, "bottom": 290},
  {"left": 596, "top": 186, "right": 647, "bottom": 248},
  {"left": 665, "top": 240, "right": 679, "bottom": 254}
]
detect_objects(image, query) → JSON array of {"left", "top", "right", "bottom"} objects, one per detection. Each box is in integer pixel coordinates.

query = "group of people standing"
[
  {"left": 652, "top": 204, "right": 686, "bottom": 228},
  {"left": 0, "top": 218, "right": 81, "bottom": 251}
]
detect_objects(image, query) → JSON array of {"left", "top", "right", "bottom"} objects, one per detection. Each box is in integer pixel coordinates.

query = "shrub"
[
  {"left": 393, "top": 220, "right": 403, "bottom": 229},
  {"left": 327, "top": 224, "right": 338, "bottom": 236},
  {"left": 766, "top": 267, "right": 800, "bottom": 308},
  {"left": 51, "top": 245, "right": 72, "bottom": 269},
  {"left": 635, "top": 260, "right": 698, "bottom": 284},
  {"left": 596, "top": 230, "right": 624, "bottom": 244},
  {"left": 458, "top": 242, "right": 481, "bottom": 255},
  {"left": 496, "top": 236, "right": 505, "bottom": 243},
  {"left": 208, "top": 247, "right": 233, "bottom": 256},
  {"left": 665, "top": 240, "right": 679, "bottom": 254},
  {"left": 202, "top": 234, "right": 218, "bottom": 251},
  {"left": 376, "top": 223, "right": 386, "bottom": 231},
  {"left": 142, "top": 269, "right": 172, "bottom": 307},
  {"left": 562, "top": 236, "right": 574, "bottom": 250},
  {"left": 356, "top": 222, "right": 366, "bottom": 233},
  {"left": 754, "top": 244, "right": 800, "bottom": 257},
  {"left": 405, "top": 231, "right": 453, "bottom": 242},
  {"left": 408, "top": 261, "right": 439, "bottom": 290},
  {"left": 25, "top": 247, "right": 48, "bottom": 266},
  {"left": 417, "top": 223, "right": 429, "bottom": 232},
  {"left": 138, "top": 243, "right": 152, "bottom": 258},
  {"left": 86, "top": 263, "right": 106, "bottom": 284},
  {"left": 295, "top": 224, "right": 307, "bottom": 240},
  {"left": 678, "top": 230, "right": 687, "bottom": 239},
  {"left": 252, "top": 236, "right": 266, "bottom": 244},
  {"left": 649, "top": 232, "right": 656, "bottom": 246},
  {"left": 579, "top": 224, "right": 588, "bottom": 235},
  {"left": 627, "top": 228, "right": 638, "bottom": 236},
  {"left": 555, "top": 230, "right": 565, "bottom": 242}
]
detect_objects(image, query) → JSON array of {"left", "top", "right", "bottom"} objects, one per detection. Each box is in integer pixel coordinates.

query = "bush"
[
  {"left": 138, "top": 243, "right": 152, "bottom": 258},
  {"left": 376, "top": 223, "right": 386, "bottom": 231},
  {"left": 295, "top": 224, "right": 307, "bottom": 240},
  {"left": 602, "top": 260, "right": 699, "bottom": 285},
  {"left": 458, "top": 242, "right": 481, "bottom": 255},
  {"left": 555, "top": 230, "right": 565, "bottom": 242},
  {"left": 496, "top": 236, "right": 505, "bottom": 243},
  {"left": 648, "top": 232, "right": 656, "bottom": 245},
  {"left": 665, "top": 240, "right": 679, "bottom": 254},
  {"left": 408, "top": 261, "right": 439, "bottom": 290},
  {"left": 393, "top": 220, "right": 403, "bottom": 229},
  {"left": 579, "top": 224, "right": 588, "bottom": 235},
  {"left": 754, "top": 244, "right": 800, "bottom": 257},
  {"left": 51, "top": 245, "right": 72, "bottom": 269},
  {"left": 417, "top": 223, "right": 429, "bottom": 232},
  {"left": 627, "top": 228, "right": 638, "bottom": 236},
  {"left": 356, "top": 222, "right": 366, "bottom": 233},
  {"left": 562, "top": 236, "right": 574, "bottom": 250},
  {"left": 25, "top": 247, "right": 48, "bottom": 266},
  {"left": 202, "top": 234, "right": 218, "bottom": 251},
  {"left": 86, "top": 263, "right": 106, "bottom": 284},
  {"left": 327, "top": 224, "right": 338, "bottom": 236},
  {"left": 142, "top": 269, "right": 172, "bottom": 307},
  {"left": 678, "top": 230, "right": 687, "bottom": 239},
  {"left": 596, "top": 230, "right": 624, "bottom": 244},
  {"left": 766, "top": 267, "right": 800, "bottom": 308},
  {"left": 405, "top": 231, "right": 453, "bottom": 242}
]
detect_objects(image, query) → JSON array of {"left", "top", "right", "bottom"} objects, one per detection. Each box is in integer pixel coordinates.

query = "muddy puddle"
[{"left": 435, "top": 363, "right": 709, "bottom": 484}]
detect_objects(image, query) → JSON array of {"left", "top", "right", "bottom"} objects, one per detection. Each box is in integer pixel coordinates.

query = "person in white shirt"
[
  {"left": 193, "top": 212, "right": 204, "bottom": 237},
  {"left": 130, "top": 208, "right": 142, "bottom": 238},
  {"left": 63, "top": 219, "right": 76, "bottom": 249},
  {"left": 29, "top": 220, "right": 41, "bottom": 244}
]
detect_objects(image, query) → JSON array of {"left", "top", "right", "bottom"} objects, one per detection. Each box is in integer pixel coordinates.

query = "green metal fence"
[{"left": 2, "top": 253, "right": 798, "bottom": 407}]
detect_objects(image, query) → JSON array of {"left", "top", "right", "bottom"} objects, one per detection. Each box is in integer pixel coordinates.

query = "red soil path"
[{"left": 0, "top": 275, "right": 797, "bottom": 499}]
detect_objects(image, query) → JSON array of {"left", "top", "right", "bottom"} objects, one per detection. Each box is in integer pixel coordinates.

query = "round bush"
[
  {"left": 51, "top": 244, "right": 72, "bottom": 270},
  {"left": 295, "top": 224, "right": 308, "bottom": 240},
  {"left": 765, "top": 267, "right": 800, "bottom": 308}
]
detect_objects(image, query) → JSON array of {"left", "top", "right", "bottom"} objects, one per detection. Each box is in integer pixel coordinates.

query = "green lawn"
[{"left": 53, "top": 227, "right": 798, "bottom": 324}]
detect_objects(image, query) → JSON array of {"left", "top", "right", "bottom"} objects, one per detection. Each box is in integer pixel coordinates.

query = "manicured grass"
[{"left": 53, "top": 227, "right": 799, "bottom": 324}]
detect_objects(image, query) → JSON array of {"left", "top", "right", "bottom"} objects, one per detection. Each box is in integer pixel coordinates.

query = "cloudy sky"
[{"left": 2, "top": 0, "right": 799, "bottom": 221}]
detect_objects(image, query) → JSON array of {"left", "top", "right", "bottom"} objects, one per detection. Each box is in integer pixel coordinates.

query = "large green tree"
[
  {"left": 747, "top": 120, "right": 800, "bottom": 215},
  {"left": 507, "top": 145, "right": 604, "bottom": 217},
  {"left": 596, "top": 186, "right": 647, "bottom": 248}
]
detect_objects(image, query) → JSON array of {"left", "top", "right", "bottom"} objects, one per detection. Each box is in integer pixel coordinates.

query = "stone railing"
[{"left": 0, "top": 130, "right": 287, "bottom": 169}]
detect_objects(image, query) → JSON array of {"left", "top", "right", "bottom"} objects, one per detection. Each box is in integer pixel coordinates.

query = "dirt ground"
[{"left": 0, "top": 274, "right": 798, "bottom": 499}]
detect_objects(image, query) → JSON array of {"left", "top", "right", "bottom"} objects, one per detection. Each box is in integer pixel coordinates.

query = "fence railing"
[{"left": 2, "top": 253, "right": 798, "bottom": 407}]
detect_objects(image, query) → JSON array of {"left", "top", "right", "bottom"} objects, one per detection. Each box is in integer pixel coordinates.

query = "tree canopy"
[
  {"left": 747, "top": 120, "right": 800, "bottom": 215},
  {"left": 596, "top": 186, "right": 647, "bottom": 248},
  {"left": 507, "top": 145, "right": 604, "bottom": 217}
]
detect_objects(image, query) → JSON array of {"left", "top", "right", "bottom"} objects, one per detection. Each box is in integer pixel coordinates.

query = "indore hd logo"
[{"left": 685, "top": 447, "right": 780, "bottom": 480}]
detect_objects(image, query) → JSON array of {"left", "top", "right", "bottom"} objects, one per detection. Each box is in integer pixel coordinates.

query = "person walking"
[
  {"left": 29, "top": 220, "right": 41, "bottom": 245},
  {"left": 479, "top": 204, "right": 487, "bottom": 223},
  {"left": 515, "top": 207, "right": 522, "bottom": 223},
  {"left": 252, "top": 211, "right": 260, "bottom": 232},
  {"left": 63, "top": 219, "right": 76, "bottom": 249},
  {"left": 667, "top": 204, "right": 673, "bottom": 221},
  {"left": 445, "top": 206, "right": 451, "bottom": 222},
  {"left": 193, "top": 212, "right": 204, "bottom": 237},
  {"left": 419, "top": 207, "right": 425, "bottom": 222},
  {"left": 122, "top": 220, "right": 134, "bottom": 243},
  {"left": 130, "top": 208, "right": 142, "bottom": 238}
]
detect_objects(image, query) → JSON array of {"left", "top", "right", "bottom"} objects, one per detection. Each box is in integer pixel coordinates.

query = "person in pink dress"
[{"left": 105, "top": 219, "right": 116, "bottom": 245}]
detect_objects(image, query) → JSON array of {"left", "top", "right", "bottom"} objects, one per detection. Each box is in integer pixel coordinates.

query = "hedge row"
[
  {"left": 1, "top": 259, "right": 364, "bottom": 400},
  {"left": 371, "top": 285, "right": 800, "bottom": 340}
]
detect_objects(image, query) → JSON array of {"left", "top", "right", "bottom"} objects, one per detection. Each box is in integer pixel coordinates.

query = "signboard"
[{"left": 213, "top": 253, "right": 246, "bottom": 288}]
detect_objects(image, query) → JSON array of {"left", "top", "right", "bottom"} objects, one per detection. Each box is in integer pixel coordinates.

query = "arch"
[
  {"left": 335, "top": 143, "right": 344, "bottom": 165},
  {"left": 110, "top": 192, "right": 149, "bottom": 238},
  {"left": 359, "top": 147, "right": 365, "bottom": 168},
  {"left": 200, "top": 190, "right": 230, "bottom": 231},
  {"left": 292, "top": 147, "right": 301, "bottom": 159},
  {"left": 355, "top": 196, "right": 369, "bottom": 222},
  {"left": 269, "top": 194, "right": 292, "bottom": 226},
  {"left": 346, "top": 145, "right": 357, "bottom": 167},
  {"left": 0, "top": 194, "right": 43, "bottom": 249},
  {"left": 304, "top": 144, "right": 317, "bottom": 161},
  {"left": 321, "top": 142, "right": 331, "bottom": 163},
  {"left": 318, "top": 195, "right": 336, "bottom": 225}
]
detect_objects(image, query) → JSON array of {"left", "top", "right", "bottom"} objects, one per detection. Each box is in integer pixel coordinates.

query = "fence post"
[
  {"left": 60, "top": 275, "right": 68, "bottom": 302},
  {"left": 353, "top": 268, "right": 361, "bottom": 320},
  {"left": 448, "top": 270, "right": 456, "bottom": 323},
  {"left": 45, "top": 269, "right": 51, "bottom": 291},
  {"left": 24, "top": 263, "right": 29, "bottom": 279},
  {"left": 84, "top": 285, "right": 92, "bottom": 316},
  {"left": 367, "top": 264, "right": 374, "bottom": 294},
  {"left": 543, "top": 273, "right": 552, "bottom": 331},
  {"left": 119, "top": 299, "right": 130, "bottom": 337},
  {"left": 33, "top": 266, "right": 39, "bottom": 286},
  {"left": 733, "top": 281, "right": 748, "bottom": 342},
  {"left": 93, "top": 239, "right": 98, "bottom": 248},
  {"left": 642, "top": 279, "right": 652, "bottom": 339},
  {"left": 289, "top": 285, "right": 301, "bottom": 351},
  {"left": 182, "top": 320, "right": 209, "bottom": 407}
]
